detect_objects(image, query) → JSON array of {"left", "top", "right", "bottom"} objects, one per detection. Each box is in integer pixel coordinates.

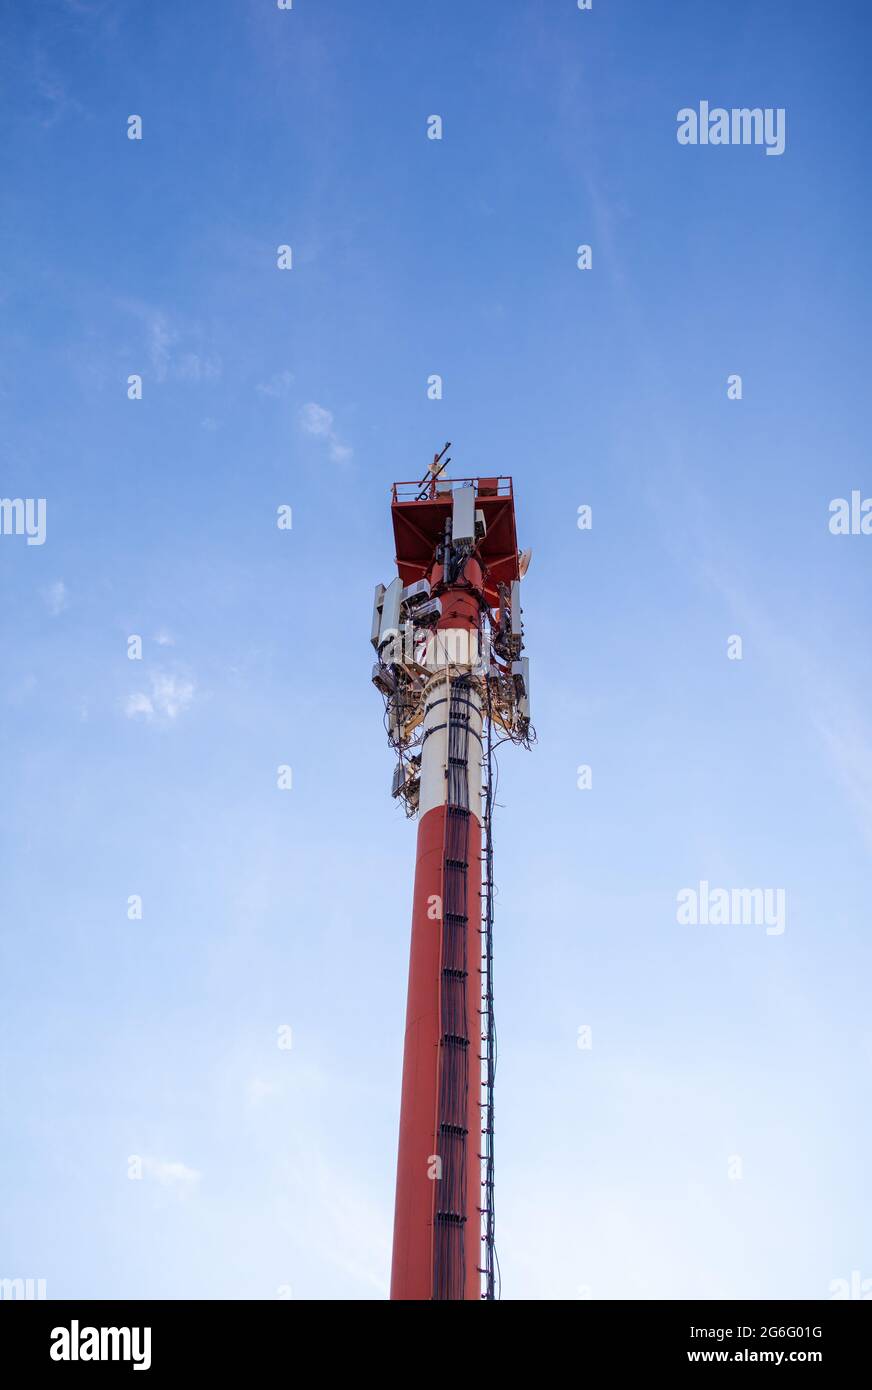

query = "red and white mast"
[{"left": 372, "top": 456, "right": 532, "bottom": 1301}]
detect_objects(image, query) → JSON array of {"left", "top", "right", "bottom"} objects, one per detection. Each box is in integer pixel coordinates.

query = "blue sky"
[{"left": 1, "top": 0, "right": 870, "bottom": 1299}]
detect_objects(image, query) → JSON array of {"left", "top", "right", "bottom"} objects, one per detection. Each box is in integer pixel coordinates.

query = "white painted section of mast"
[
  {"left": 421, "top": 626, "right": 480, "bottom": 672},
  {"left": 417, "top": 661, "right": 483, "bottom": 824}
]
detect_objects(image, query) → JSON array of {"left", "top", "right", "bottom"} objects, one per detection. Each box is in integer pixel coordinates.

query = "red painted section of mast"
[{"left": 390, "top": 803, "right": 482, "bottom": 1300}]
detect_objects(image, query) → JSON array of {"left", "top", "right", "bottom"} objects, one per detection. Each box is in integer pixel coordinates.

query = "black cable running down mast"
[{"left": 481, "top": 675, "right": 498, "bottom": 1300}]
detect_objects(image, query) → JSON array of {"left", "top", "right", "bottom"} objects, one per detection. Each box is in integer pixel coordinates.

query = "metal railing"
[{"left": 392, "top": 477, "right": 513, "bottom": 504}]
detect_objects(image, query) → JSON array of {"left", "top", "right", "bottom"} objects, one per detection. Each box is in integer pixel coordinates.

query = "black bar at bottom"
[{"left": 1, "top": 1298, "right": 868, "bottom": 1374}]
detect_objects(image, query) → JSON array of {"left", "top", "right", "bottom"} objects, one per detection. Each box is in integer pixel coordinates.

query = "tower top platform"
[{"left": 390, "top": 476, "right": 519, "bottom": 606}]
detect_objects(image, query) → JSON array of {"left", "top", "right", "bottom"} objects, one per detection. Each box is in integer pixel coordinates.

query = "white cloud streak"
[
  {"left": 299, "top": 402, "right": 352, "bottom": 463},
  {"left": 125, "top": 672, "right": 195, "bottom": 723},
  {"left": 141, "top": 1156, "right": 201, "bottom": 1191},
  {"left": 256, "top": 369, "right": 294, "bottom": 398},
  {"left": 43, "top": 581, "right": 68, "bottom": 616}
]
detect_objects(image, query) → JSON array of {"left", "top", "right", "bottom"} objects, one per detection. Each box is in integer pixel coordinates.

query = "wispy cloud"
[
  {"left": 147, "top": 312, "right": 174, "bottom": 381},
  {"left": 124, "top": 692, "right": 153, "bottom": 719},
  {"left": 299, "top": 402, "right": 352, "bottom": 463},
  {"left": 256, "top": 369, "right": 294, "bottom": 398},
  {"left": 125, "top": 672, "right": 195, "bottom": 723},
  {"left": 812, "top": 704, "right": 872, "bottom": 851},
  {"left": 43, "top": 580, "right": 68, "bottom": 617},
  {"left": 175, "top": 351, "right": 221, "bottom": 383},
  {"left": 30, "top": 43, "right": 87, "bottom": 130},
  {"left": 247, "top": 1077, "right": 280, "bottom": 1107},
  {"left": 693, "top": 554, "right": 872, "bottom": 848},
  {"left": 141, "top": 1156, "right": 201, "bottom": 1191},
  {"left": 61, "top": 0, "right": 111, "bottom": 13},
  {"left": 120, "top": 302, "right": 221, "bottom": 385}
]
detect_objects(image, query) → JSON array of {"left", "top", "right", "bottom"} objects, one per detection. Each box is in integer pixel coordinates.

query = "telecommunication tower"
[{"left": 371, "top": 448, "right": 534, "bottom": 1300}]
